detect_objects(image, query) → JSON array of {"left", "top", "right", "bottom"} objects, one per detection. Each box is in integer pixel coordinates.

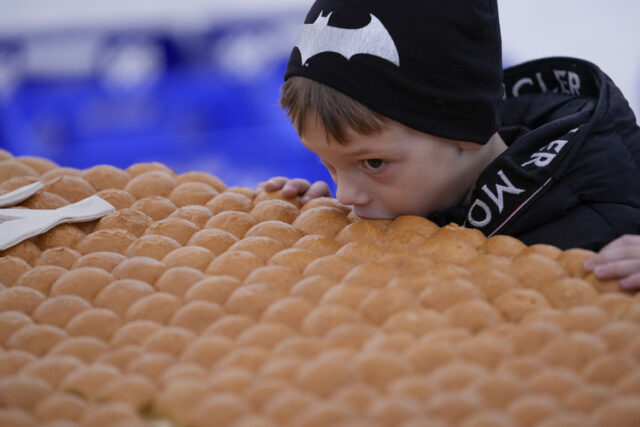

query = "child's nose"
[{"left": 336, "top": 180, "right": 369, "bottom": 206}]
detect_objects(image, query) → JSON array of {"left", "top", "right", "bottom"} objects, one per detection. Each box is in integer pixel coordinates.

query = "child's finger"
[
  {"left": 301, "top": 181, "right": 331, "bottom": 203},
  {"left": 592, "top": 258, "right": 640, "bottom": 279},
  {"left": 282, "top": 179, "right": 311, "bottom": 197},
  {"left": 584, "top": 245, "right": 640, "bottom": 270},
  {"left": 598, "top": 234, "right": 640, "bottom": 253},
  {"left": 585, "top": 244, "right": 640, "bottom": 270},
  {"left": 258, "top": 177, "right": 289, "bottom": 191},
  {"left": 620, "top": 272, "right": 640, "bottom": 290}
]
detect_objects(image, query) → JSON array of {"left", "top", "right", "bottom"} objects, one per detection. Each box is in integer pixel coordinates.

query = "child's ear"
[{"left": 456, "top": 140, "right": 483, "bottom": 151}]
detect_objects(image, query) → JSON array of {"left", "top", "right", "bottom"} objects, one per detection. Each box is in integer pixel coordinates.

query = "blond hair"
[{"left": 279, "top": 76, "right": 386, "bottom": 144}]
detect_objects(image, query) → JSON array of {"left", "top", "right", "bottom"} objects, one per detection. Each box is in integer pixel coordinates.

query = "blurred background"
[{"left": 0, "top": 0, "right": 638, "bottom": 194}]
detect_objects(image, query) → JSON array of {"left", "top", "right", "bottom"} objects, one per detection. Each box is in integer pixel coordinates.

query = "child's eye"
[{"left": 361, "top": 159, "right": 386, "bottom": 170}]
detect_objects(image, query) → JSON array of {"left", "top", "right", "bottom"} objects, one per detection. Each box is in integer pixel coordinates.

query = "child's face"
[{"left": 300, "top": 115, "right": 478, "bottom": 219}]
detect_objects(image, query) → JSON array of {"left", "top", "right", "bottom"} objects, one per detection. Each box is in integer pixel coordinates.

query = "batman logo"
[{"left": 294, "top": 11, "right": 400, "bottom": 66}]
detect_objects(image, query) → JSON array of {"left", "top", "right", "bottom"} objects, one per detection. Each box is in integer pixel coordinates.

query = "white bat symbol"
[{"left": 294, "top": 11, "right": 400, "bottom": 66}]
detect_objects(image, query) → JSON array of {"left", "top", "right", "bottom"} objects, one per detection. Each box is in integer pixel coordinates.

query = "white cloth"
[
  {"left": 0, "top": 182, "right": 43, "bottom": 207},
  {"left": 0, "top": 193, "right": 115, "bottom": 250}
]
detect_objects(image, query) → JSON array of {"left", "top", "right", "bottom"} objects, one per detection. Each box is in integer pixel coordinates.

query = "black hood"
[{"left": 430, "top": 57, "right": 640, "bottom": 250}]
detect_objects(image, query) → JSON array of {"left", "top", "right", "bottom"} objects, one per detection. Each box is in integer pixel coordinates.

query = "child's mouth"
[{"left": 353, "top": 208, "right": 393, "bottom": 220}]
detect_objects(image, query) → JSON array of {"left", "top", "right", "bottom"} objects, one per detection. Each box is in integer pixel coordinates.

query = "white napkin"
[
  {"left": 0, "top": 181, "right": 43, "bottom": 208},
  {"left": 0, "top": 195, "right": 116, "bottom": 250}
]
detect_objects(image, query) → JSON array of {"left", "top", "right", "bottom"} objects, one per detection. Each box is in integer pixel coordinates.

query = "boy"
[{"left": 259, "top": 0, "right": 640, "bottom": 285}]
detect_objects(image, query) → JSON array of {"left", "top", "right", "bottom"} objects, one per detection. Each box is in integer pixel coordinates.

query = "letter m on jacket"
[{"left": 481, "top": 170, "right": 525, "bottom": 213}]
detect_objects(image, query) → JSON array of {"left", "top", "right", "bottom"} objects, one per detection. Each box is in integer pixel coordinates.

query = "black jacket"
[{"left": 430, "top": 57, "right": 640, "bottom": 251}]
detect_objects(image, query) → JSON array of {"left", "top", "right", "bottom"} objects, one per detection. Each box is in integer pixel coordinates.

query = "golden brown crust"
[
  {"left": 244, "top": 265, "right": 301, "bottom": 294},
  {"left": 42, "top": 176, "right": 95, "bottom": 203},
  {"left": 229, "top": 236, "right": 285, "bottom": 263},
  {"left": 169, "top": 182, "right": 219, "bottom": 207},
  {"left": 125, "top": 171, "right": 178, "bottom": 199},
  {"left": 95, "top": 208, "right": 153, "bottom": 238},
  {"left": 207, "top": 192, "right": 254, "bottom": 214},
  {"left": 250, "top": 199, "right": 300, "bottom": 224},
  {"left": 82, "top": 165, "right": 130, "bottom": 191},
  {"left": 300, "top": 196, "right": 350, "bottom": 213},
  {"left": 31, "top": 295, "right": 91, "bottom": 328},
  {"left": 0, "top": 160, "right": 39, "bottom": 183},
  {"left": 0, "top": 154, "right": 634, "bottom": 427},
  {"left": 75, "top": 229, "right": 137, "bottom": 255},
  {"left": 293, "top": 234, "right": 341, "bottom": 257},
  {"left": 169, "top": 205, "right": 213, "bottom": 229},
  {"left": 293, "top": 206, "right": 351, "bottom": 238},
  {"left": 245, "top": 221, "right": 303, "bottom": 247},
  {"left": 156, "top": 267, "right": 204, "bottom": 298},
  {"left": 0, "top": 175, "right": 40, "bottom": 193},
  {"left": 254, "top": 189, "right": 301, "bottom": 208},
  {"left": 72, "top": 251, "right": 126, "bottom": 272},
  {"left": 205, "top": 211, "right": 258, "bottom": 239},
  {"left": 177, "top": 171, "right": 227, "bottom": 193},
  {"left": 162, "top": 246, "right": 214, "bottom": 271},
  {"left": 334, "top": 220, "right": 386, "bottom": 246},
  {"left": 144, "top": 217, "right": 198, "bottom": 246},
  {"left": 125, "top": 161, "right": 176, "bottom": 178},
  {"left": 124, "top": 234, "right": 181, "bottom": 260},
  {"left": 35, "top": 247, "right": 81, "bottom": 269},
  {"left": 96, "top": 189, "right": 136, "bottom": 211},
  {"left": 480, "top": 234, "right": 527, "bottom": 258},
  {"left": 268, "top": 248, "right": 319, "bottom": 272}
]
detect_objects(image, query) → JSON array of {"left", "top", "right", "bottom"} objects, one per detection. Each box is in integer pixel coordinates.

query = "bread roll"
[
  {"left": 170, "top": 300, "right": 224, "bottom": 334},
  {"left": 72, "top": 251, "right": 125, "bottom": 272},
  {"left": 177, "top": 171, "right": 226, "bottom": 192},
  {"left": 94, "top": 279, "right": 154, "bottom": 318},
  {"left": 169, "top": 182, "right": 218, "bottom": 207},
  {"left": 162, "top": 246, "right": 213, "bottom": 271},
  {"left": 95, "top": 189, "right": 136, "bottom": 210},
  {"left": 293, "top": 206, "right": 350, "bottom": 238},
  {"left": 125, "top": 234, "right": 181, "bottom": 260},
  {"left": 31, "top": 295, "right": 90, "bottom": 328},
  {"left": 82, "top": 165, "right": 129, "bottom": 191},
  {"left": 169, "top": 205, "right": 213, "bottom": 228},
  {"left": 206, "top": 192, "right": 253, "bottom": 214},
  {"left": 250, "top": 199, "right": 299, "bottom": 224},
  {"left": 75, "top": 229, "right": 136, "bottom": 255},
  {"left": 42, "top": 175, "right": 95, "bottom": 203},
  {"left": 95, "top": 208, "right": 153, "bottom": 237},
  {"left": 65, "top": 308, "right": 121, "bottom": 341},
  {"left": 205, "top": 211, "right": 257, "bottom": 239}
]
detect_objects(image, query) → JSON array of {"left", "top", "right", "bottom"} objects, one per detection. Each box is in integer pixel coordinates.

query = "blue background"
[
  {"left": 1, "top": 0, "right": 638, "bottom": 196},
  {"left": 0, "top": 17, "right": 336, "bottom": 192}
]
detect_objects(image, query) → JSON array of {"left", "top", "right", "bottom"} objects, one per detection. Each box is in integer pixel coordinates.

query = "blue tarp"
[{"left": 0, "top": 18, "right": 335, "bottom": 192}]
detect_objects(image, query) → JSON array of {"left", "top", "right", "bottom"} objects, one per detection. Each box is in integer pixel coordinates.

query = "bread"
[
  {"left": 229, "top": 236, "right": 285, "bottom": 263},
  {"left": 169, "top": 182, "right": 219, "bottom": 207},
  {"left": 205, "top": 211, "right": 257, "bottom": 239},
  {"left": 42, "top": 175, "right": 95, "bottom": 203},
  {"left": 162, "top": 246, "right": 214, "bottom": 271},
  {"left": 130, "top": 196, "right": 177, "bottom": 221},
  {"left": 169, "top": 205, "right": 213, "bottom": 228},
  {"left": 144, "top": 217, "right": 198, "bottom": 246},
  {"left": 177, "top": 171, "right": 226, "bottom": 193},
  {"left": 207, "top": 192, "right": 252, "bottom": 214},
  {"left": 293, "top": 206, "right": 351, "bottom": 238},
  {"left": 82, "top": 165, "right": 130, "bottom": 191},
  {"left": 250, "top": 199, "right": 300, "bottom": 224},
  {"left": 1, "top": 153, "right": 637, "bottom": 426},
  {"left": 95, "top": 208, "right": 153, "bottom": 237}
]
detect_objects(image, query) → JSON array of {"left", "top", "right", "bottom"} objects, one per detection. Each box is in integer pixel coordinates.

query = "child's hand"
[
  {"left": 584, "top": 234, "right": 640, "bottom": 290},
  {"left": 257, "top": 177, "right": 331, "bottom": 204}
]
